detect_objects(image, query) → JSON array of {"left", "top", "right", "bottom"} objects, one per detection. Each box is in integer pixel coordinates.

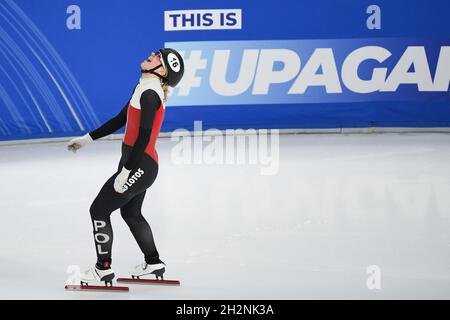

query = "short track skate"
[
  {"left": 117, "top": 267, "right": 180, "bottom": 286},
  {"left": 65, "top": 283, "right": 129, "bottom": 292},
  {"left": 65, "top": 267, "right": 129, "bottom": 292}
]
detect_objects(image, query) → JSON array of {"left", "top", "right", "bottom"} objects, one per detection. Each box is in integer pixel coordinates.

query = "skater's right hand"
[
  {"left": 114, "top": 167, "right": 131, "bottom": 193},
  {"left": 67, "top": 134, "right": 93, "bottom": 153}
]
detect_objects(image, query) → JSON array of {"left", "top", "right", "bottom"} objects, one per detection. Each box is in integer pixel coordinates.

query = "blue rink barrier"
[{"left": 0, "top": 0, "right": 449, "bottom": 141}]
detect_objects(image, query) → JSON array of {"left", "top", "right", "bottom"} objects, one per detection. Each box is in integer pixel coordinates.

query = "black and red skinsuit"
[{"left": 88, "top": 77, "right": 165, "bottom": 269}]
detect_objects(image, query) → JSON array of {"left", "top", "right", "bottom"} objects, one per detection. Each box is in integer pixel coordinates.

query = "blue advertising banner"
[
  {"left": 0, "top": 0, "right": 449, "bottom": 140},
  {"left": 167, "top": 38, "right": 450, "bottom": 106}
]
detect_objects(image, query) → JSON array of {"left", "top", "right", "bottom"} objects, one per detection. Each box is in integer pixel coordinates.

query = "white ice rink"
[{"left": 0, "top": 132, "right": 449, "bottom": 299}]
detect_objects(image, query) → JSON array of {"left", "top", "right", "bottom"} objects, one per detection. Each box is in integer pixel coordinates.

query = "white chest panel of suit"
[{"left": 130, "top": 77, "right": 165, "bottom": 110}]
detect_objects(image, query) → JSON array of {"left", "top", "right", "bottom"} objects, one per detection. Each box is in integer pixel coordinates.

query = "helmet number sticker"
[{"left": 167, "top": 53, "right": 181, "bottom": 72}]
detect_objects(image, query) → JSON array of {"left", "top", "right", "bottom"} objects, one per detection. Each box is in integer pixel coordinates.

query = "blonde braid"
[
  {"left": 159, "top": 67, "right": 170, "bottom": 103},
  {"left": 161, "top": 81, "right": 170, "bottom": 103}
]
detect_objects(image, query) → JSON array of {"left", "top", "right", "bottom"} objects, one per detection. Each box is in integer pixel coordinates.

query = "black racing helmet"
[{"left": 159, "top": 48, "right": 184, "bottom": 87}]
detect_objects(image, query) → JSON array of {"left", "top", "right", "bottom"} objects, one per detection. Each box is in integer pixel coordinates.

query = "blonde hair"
[
  {"left": 160, "top": 68, "right": 170, "bottom": 103},
  {"left": 161, "top": 81, "right": 170, "bottom": 103}
]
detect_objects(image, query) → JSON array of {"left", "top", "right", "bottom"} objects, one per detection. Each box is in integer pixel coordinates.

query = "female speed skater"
[{"left": 67, "top": 48, "right": 184, "bottom": 286}]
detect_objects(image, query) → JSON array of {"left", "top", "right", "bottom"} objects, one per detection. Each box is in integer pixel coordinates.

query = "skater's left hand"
[
  {"left": 114, "top": 167, "right": 131, "bottom": 193},
  {"left": 67, "top": 134, "right": 93, "bottom": 153}
]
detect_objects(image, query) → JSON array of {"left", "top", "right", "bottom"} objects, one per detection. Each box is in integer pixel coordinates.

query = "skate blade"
[
  {"left": 65, "top": 284, "right": 129, "bottom": 292},
  {"left": 117, "top": 278, "right": 180, "bottom": 286}
]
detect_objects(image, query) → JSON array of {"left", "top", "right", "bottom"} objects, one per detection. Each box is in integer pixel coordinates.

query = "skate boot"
[
  {"left": 129, "top": 260, "right": 166, "bottom": 280},
  {"left": 80, "top": 265, "right": 115, "bottom": 286}
]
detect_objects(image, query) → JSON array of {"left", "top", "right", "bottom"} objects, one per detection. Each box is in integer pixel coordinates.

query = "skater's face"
[{"left": 141, "top": 52, "right": 167, "bottom": 77}]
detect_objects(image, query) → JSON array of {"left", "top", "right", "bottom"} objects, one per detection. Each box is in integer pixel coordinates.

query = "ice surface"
[{"left": 0, "top": 133, "right": 449, "bottom": 299}]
